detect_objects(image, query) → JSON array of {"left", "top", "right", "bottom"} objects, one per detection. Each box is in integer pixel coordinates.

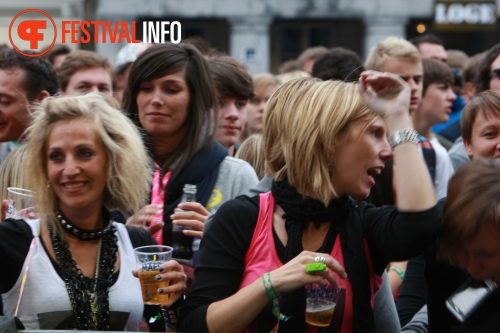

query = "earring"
[
  {"left": 328, "top": 160, "right": 333, "bottom": 177},
  {"left": 47, "top": 180, "right": 51, "bottom": 189}
]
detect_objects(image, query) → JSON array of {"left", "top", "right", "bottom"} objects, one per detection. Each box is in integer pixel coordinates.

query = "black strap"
[
  {"left": 161, "top": 142, "right": 227, "bottom": 246},
  {"left": 126, "top": 225, "right": 156, "bottom": 248},
  {"left": 418, "top": 136, "right": 436, "bottom": 184}
]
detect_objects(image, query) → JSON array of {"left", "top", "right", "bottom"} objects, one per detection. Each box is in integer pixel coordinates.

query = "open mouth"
[{"left": 367, "top": 167, "right": 383, "bottom": 176}]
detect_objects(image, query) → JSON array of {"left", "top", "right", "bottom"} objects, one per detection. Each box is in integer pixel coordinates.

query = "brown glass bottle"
[{"left": 172, "top": 184, "right": 196, "bottom": 260}]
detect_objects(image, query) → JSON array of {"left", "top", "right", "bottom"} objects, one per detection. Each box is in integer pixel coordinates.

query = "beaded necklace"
[{"left": 50, "top": 214, "right": 118, "bottom": 330}]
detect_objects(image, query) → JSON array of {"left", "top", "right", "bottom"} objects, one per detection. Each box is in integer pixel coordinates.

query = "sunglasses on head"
[{"left": 489, "top": 68, "right": 500, "bottom": 79}]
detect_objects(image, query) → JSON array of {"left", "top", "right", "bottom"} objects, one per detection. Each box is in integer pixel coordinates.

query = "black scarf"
[
  {"left": 160, "top": 141, "right": 227, "bottom": 246},
  {"left": 271, "top": 179, "right": 375, "bottom": 333}
]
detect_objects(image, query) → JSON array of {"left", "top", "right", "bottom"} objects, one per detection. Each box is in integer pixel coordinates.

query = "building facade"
[{"left": 2, "top": 0, "right": 499, "bottom": 74}]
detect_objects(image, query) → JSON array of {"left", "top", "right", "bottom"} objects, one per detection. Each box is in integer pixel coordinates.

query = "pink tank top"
[{"left": 239, "top": 192, "right": 382, "bottom": 333}]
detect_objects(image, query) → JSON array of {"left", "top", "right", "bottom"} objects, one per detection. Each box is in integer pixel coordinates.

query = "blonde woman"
[
  {"left": 241, "top": 73, "right": 281, "bottom": 143},
  {"left": 179, "top": 73, "right": 440, "bottom": 333},
  {"left": 235, "top": 134, "right": 265, "bottom": 180},
  {"left": 0, "top": 93, "right": 186, "bottom": 330},
  {"left": 0, "top": 145, "right": 28, "bottom": 219}
]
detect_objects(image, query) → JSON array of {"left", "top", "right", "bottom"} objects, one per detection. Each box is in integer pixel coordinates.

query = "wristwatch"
[{"left": 388, "top": 128, "right": 419, "bottom": 149}]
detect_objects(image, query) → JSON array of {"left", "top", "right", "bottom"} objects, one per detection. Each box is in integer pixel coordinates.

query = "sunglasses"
[{"left": 489, "top": 68, "right": 500, "bottom": 80}]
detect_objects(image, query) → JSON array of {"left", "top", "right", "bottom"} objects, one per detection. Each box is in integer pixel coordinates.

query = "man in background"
[{"left": 0, "top": 49, "right": 59, "bottom": 163}]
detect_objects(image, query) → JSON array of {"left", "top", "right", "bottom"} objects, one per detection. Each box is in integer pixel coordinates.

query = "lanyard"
[{"left": 150, "top": 167, "right": 171, "bottom": 244}]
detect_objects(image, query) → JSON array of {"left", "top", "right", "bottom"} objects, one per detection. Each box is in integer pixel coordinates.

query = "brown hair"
[
  {"left": 460, "top": 90, "right": 500, "bottom": 144},
  {"left": 422, "top": 58, "right": 454, "bottom": 95},
  {"left": 42, "top": 43, "right": 71, "bottom": 66},
  {"left": 122, "top": 43, "right": 217, "bottom": 178},
  {"left": 462, "top": 51, "right": 487, "bottom": 85},
  {"left": 207, "top": 56, "right": 254, "bottom": 100},
  {"left": 57, "top": 50, "right": 115, "bottom": 91},
  {"left": 475, "top": 43, "right": 500, "bottom": 93},
  {"left": 446, "top": 49, "right": 469, "bottom": 69},
  {"left": 297, "top": 46, "right": 329, "bottom": 69},
  {"left": 439, "top": 158, "right": 500, "bottom": 265}
]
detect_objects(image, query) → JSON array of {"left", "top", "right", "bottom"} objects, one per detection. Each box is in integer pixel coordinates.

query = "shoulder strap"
[
  {"left": 418, "top": 135, "right": 436, "bottom": 183},
  {"left": 125, "top": 225, "right": 156, "bottom": 248}
]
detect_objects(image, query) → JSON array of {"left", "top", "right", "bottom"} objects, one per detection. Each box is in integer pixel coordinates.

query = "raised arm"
[{"left": 359, "top": 71, "right": 436, "bottom": 211}]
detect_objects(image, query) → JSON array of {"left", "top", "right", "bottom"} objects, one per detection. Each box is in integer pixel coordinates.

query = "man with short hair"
[
  {"left": 58, "top": 50, "right": 114, "bottom": 97},
  {"left": 208, "top": 56, "right": 254, "bottom": 156},
  {"left": 410, "top": 33, "right": 448, "bottom": 63},
  {"left": 411, "top": 58, "right": 455, "bottom": 197},
  {"left": 114, "top": 43, "right": 152, "bottom": 104},
  {"left": 312, "top": 47, "right": 365, "bottom": 82},
  {"left": 0, "top": 49, "right": 59, "bottom": 162},
  {"left": 366, "top": 36, "right": 424, "bottom": 113},
  {"left": 296, "top": 46, "right": 329, "bottom": 74}
]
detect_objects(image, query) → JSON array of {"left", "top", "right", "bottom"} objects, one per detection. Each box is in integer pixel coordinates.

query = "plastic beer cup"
[{"left": 134, "top": 245, "right": 173, "bottom": 305}]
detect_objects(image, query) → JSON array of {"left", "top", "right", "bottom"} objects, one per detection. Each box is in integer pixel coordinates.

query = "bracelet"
[
  {"left": 389, "top": 266, "right": 405, "bottom": 280},
  {"left": 262, "top": 272, "right": 291, "bottom": 333},
  {"left": 388, "top": 128, "right": 419, "bottom": 149},
  {"left": 161, "top": 296, "right": 184, "bottom": 329},
  {"left": 262, "top": 272, "right": 278, "bottom": 299}
]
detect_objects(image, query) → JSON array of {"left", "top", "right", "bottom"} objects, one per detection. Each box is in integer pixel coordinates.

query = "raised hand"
[
  {"left": 126, "top": 204, "right": 164, "bottom": 235},
  {"left": 359, "top": 70, "right": 411, "bottom": 119}
]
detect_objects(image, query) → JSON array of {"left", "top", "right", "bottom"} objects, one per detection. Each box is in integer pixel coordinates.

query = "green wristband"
[
  {"left": 389, "top": 265, "right": 405, "bottom": 280},
  {"left": 262, "top": 272, "right": 277, "bottom": 299}
]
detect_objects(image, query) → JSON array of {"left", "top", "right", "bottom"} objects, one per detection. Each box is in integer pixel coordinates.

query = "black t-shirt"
[{"left": 178, "top": 194, "right": 442, "bottom": 332}]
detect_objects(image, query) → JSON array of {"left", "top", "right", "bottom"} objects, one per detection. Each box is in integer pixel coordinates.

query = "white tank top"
[{"left": 2, "top": 220, "right": 143, "bottom": 330}]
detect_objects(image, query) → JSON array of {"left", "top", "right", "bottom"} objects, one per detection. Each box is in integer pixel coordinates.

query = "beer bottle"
[{"left": 172, "top": 184, "right": 196, "bottom": 260}]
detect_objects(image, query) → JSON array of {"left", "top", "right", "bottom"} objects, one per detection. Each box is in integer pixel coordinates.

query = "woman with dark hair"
[
  {"left": 123, "top": 42, "right": 258, "bottom": 249},
  {"left": 474, "top": 43, "right": 500, "bottom": 94}
]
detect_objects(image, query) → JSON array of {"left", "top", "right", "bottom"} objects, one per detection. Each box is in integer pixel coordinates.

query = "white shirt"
[{"left": 430, "top": 137, "right": 454, "bottom": 200}]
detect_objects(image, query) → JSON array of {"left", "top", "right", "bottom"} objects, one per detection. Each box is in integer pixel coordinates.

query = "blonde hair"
[
  {"left": 241, "top": 73, "right": 282, "bottom": 143},
  {"left": 264, "top": 78, "right": 375, "bottom": 205},
  {"left": 253, "top": 73, "right": 281, "bottom": 94},
  {"left": 365, "top": 36, "right": 421, "bottom": 71},
  {"left": 24, "top": 92, "right": 152, "bottom": 237},
  {"left": 235, "top": 134, "right": 265, "bottom": 179},
  {"left": 0, "top": 145, "right": 28, "bottom": 201}
]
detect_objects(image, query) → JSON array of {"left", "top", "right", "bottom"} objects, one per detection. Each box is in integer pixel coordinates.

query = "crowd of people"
[{"left": 0, "top": 31, "right": 499, "bottom": 333}]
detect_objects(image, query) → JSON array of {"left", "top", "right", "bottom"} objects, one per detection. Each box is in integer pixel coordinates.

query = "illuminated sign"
[{"left": 434, "top": 0, "right": 497, "bottom": 31}]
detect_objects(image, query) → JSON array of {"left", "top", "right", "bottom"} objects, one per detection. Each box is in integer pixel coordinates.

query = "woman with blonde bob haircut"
[
  {"left": 265, "top": 78, "right": 378, "bottom": 204},
  {"left": 0, "top": 93, "right": 187, "bottom": 331},
  {"left": 179, "top": 72, "right": 441, "bottom": 333}
]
